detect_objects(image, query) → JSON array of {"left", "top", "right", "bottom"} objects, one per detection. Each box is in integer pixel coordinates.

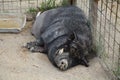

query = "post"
[
  {"left": 2, "top": 0, "right": 4, "bottom": 12},
  {"left": 118, "top": 44, "right": 120, "bottom": 79},
  {"left": 89, "top": 0, "right": 99, "bottom": 45},
  {"left": 89, "top": 0, "right": 99, "bottom": 31},
  {"left": 69, "top": 0, "right": 76, "bottom": 5}
]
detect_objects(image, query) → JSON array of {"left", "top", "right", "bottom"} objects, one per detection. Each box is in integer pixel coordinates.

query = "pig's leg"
[
  {"left": 25, "top": 37, "right": 45, "bottom": 53},
  {"left": 29, "top": 46, "right": 45, "bottom": 53}
]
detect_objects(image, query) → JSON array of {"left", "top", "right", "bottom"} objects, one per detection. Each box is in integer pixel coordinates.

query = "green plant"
[
  {"left": 113, "top": 67, "right": 120, "bottom": 80},
  {"left": 38, "top": 0, "right": 70, "bottom": 12},
  {"left": 27, "top": 0, "right": 70, "bottom": 15},
  {"left": 27, "top": 7, "right": 37, "bottom": 14},
  {"left": 38, "top": 0, "right": 57, "bottom": 12},
  {"left": 26, "top": 7, "right": 38, "bottom": 20},
  {"left": 60, "top": 0, "right": 70, "bottom": 6}
]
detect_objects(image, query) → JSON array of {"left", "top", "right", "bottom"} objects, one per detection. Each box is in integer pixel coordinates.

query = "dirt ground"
[{"left": 0, "top": 22, "right": 110, "bottom": 80}]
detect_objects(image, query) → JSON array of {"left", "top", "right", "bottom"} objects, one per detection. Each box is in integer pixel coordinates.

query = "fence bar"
[
  {"left": 118, "top": 44, "right": 120, "bottom": 80},
  {"left": 99, "top": 0, "right": 103, "bottom": 42},
  {"left": 89, "top": 0, "right": 99, "bottom": 43},
  {"left": 69, "top": 0, "right": 76, "bottom": 5},
  {"left": 113, "top": 0, "right": 119, "bottom": 65},
  {"left": 108, "top": 0, "right": 113, "bottom": 57}
]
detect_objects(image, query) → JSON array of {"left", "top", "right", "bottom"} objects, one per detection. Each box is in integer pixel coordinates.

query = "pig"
[{"left": 25, "top": 6, "right": 93, "bottom": 71}]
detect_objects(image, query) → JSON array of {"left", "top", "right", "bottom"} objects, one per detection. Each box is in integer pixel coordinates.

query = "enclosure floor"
[{"left": 0, "top": 22, "right": 110, "bottom": 80}]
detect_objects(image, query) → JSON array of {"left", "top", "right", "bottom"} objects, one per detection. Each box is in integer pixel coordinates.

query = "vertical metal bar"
[
  {"left": 81, "top": 0, "right": 83, "bottom": 9},
  {"left": 69, "top": 0, "right": 76, "bottom": 5},
  {"left": 117, "top": 44, "right": 120, "bottom": 80},
  {"left": 11, "top": 0, "right": 12, "bottom": 12},
  {"left": 89, "top": 0, "right": 99, "bottom": 43},
  {"left": 82, "top": 0, "right": 87, "bottom": 15},
  {"left": 102, "top": 1, "right": 108, "bottom": 60},
  {"left": 37, "top": 0, "right": 39, "bottom": 7},
  {"left": 19, "top": 0, "right": 22, "bottom": 13},
  {"left": 25, "top": 0, "right": 27, "bottom": 13},
  {"left": 2, "top": 0, "right": 4, "bottom": 12},
  {"left": 85, "top": 0, "right": 87, "bottom": 16},
  {"left": 80, "top": 0, "right": 82, "bottom": 9},
  {"left": 28, "top": 0, "right": 30, "bottom": 9},
  {"left": 108, "top": 0, "right": 113, "bottom": 56},
  {"left": 17, "top": 0, "right": 19, "bottom": 13},
  {"left": 87, "top": 0, "right": 89, "bottom": 16},
  {"left": 99, "top": 0, "right": 103, "bottom": 42},
  {"left": 112, "top": 0, "right": 119, "bottom": 69},
  {"left": 103, "top": 0, "right": 108, "bottom": 39}
]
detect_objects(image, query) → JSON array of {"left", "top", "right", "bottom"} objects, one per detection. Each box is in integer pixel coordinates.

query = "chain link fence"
[
  {"left": 0, "top": 0, "right": 41, "bottom": 13},
  {"left": 0, "top": 0, "right": 67, "bottom": 13},
  {"left": 77, "top": 0, "right": 120, "bottom": 80},
  {"left": 0, "top": 0, "right": 120, "bottom": 80}
]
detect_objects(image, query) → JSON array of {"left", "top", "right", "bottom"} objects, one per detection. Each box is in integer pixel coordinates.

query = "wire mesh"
[
  {"left": 0, "top": 0, "right": 120, "bottom": 80},
  {"left": 0, "top": 0, "right": 43, "bottom": 13},
  {"left": 0, "top": 0, "right": 66, "bottom": 13},
  {"left": 77, "top": 0, "right": 120, "bottom": 80}
]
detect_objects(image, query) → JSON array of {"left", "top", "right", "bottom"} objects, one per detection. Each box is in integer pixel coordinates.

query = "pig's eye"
[{"left": 70, "top": 47, "right": 76, "bottom": 53}]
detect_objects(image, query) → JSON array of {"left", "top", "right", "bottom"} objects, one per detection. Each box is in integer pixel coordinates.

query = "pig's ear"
[
  {"left": 68, "top": 32, "right": 75, "bottom": 41},
  {"left": 68, "top": 32, "right": 78, "bottom": 42},
  {"left": 58, "top": 48, "right": 64, "bottom": 55}
]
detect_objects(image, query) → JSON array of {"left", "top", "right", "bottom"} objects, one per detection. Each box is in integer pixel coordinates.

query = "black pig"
[{"left": 25, "top": 6, "right": 93, "bottom": 71}]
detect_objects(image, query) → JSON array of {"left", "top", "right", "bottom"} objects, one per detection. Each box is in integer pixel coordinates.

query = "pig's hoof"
[{"left": 29, "top": 46, "right": 44, "bottom": 53}]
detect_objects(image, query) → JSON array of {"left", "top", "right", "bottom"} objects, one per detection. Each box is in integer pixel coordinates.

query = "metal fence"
[
  {"left": 0, "top": 0, "right": 45, "bottom": 13},
  {"left": 0, "top": 0, "right": 64, "bottom": 13},
  {"left": 0, "top": 0, "right": 120, "bottom": 80},
  {"left": 77, "top": 0, "right": 120, "bottom": 80}
]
